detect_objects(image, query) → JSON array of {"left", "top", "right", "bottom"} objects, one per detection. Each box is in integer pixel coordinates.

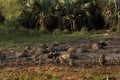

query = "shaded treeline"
[{"left": 0, "top": 0, "right": 119, "bottom": 32}]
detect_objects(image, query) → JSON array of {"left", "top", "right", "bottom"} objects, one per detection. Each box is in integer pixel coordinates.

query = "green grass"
[
  {"left": 86, "top": 73, "right": 103, "bottom": 80},
  {"left": 1, "top": 66, "right": 120, "bottom": 80},
  {"left": 1, "top": 67, "right": 60, "bottom": 80},
  {"left": 2, "top": 73, "right": 60, "bottom": 80},
  {"left": 0, "top": 26, "right": 110, "bottom": 50}
]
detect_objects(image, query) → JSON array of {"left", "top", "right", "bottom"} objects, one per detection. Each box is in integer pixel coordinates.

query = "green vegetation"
[
  {"left": 1, "top": 67, "right": 60, "bottom": 80},
  {"left": 86, "top": 73, "right": 103, "bottom": 80},
  {"left": 2, "top": 72, "right": 60, "bottom": 80},
  {"left": 0, "top": 0, "right": 119, "bottom": 32},
  {"left": 0, "top": 25, "right": 110, "bottom": 50},
  {"left": 1, "top": 66, "right": 119, "bottom": 80}
]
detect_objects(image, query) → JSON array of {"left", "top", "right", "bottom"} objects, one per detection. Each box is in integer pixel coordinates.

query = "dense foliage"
[{"left": 0, "top": 0, "right": 119, "bottom": 32}]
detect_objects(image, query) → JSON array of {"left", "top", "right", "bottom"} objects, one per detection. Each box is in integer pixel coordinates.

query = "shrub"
[
  {"left": 62, "top": 29, "right": 70, "bottom": 34},
  {"left": 52, "top": 29, "right": 62, "bottom": 35},
  {"left": 80, "top": 27, "right": 88, "bottom": 34},
  {"left": 39, "top": 27, "right": 49, "bottom": 34}
]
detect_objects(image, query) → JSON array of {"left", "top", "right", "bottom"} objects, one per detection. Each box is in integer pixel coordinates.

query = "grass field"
[
  {"left": 0, "top": 26, "right": 110, "bottom": 50},
  {"left": 1, "top": 65, "right": 120, "bottom": 80}
]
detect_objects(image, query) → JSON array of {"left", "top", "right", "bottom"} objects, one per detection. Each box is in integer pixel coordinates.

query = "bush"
[
  {"left": 39, "top": 27, "right": 49, "bottom": 34},
  {"left": 52, "top": 29, "right": 63, "bottom": 35},
  {"left": 62, "top": 29, "right": 70, "bottom": 34},
  {"left": 5, "top": 18, "right": 19, "bottom": 28},
  {"left": 80, "top": 27, "right": 88, "bottom": 34}
]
